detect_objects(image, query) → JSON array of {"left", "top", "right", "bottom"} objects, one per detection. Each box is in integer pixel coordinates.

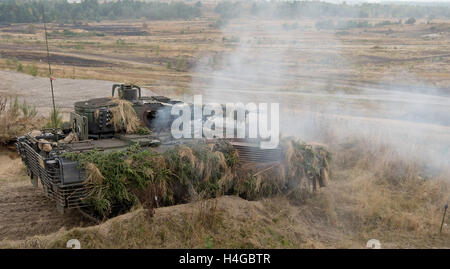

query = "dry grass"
[
  {"left": 324, "top": 135, "right": 450, "bottom": 248},
  {"left": 85, "top": 162, "right": 105, "bottom": 185},
  {"left": 0, "top": 96, "right": 44, "bottom": 144},
  {"left": 108, "top": 98, "right": 140, "bottom": 133},
  {"left": 0, "top": 197, "right": 315, "bottom": 249},
  {"left": 0, "top": 19, "right": 448, "bottom": 96}
]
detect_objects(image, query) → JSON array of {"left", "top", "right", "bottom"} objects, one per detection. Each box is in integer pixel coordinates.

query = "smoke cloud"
[{"left": 188, "top": 5, "right": 450, "bottom": 172}]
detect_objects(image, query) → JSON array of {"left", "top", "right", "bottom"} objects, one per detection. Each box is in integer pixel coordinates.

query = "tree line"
[
  {"left": 215, "top": 1, "right": 450, "bottom": 20},
  {"left": 0, "top": 0, "right": 202, "bottom": 24}
]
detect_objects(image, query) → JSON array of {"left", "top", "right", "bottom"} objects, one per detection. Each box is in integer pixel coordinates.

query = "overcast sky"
[
  {"left": 331, "top": 0, "right": 450, "bottom": 3},
  {"left": 65, "top": 0, "right": 450, "bottom": 4},
  {"left": 295, "top": 0, "right": 450, "bottom": 3}
]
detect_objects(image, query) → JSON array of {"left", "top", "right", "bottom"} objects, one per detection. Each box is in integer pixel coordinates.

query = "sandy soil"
[{"left": 0, "top": 151, "right": 90, "bottom": 241}]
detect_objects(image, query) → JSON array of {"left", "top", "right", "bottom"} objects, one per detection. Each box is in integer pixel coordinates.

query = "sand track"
[
  {"left": 0, "top": 184, "right": 88, "bottom": 240},
  {"left": 0, "top": 152, "right": 90, "bottom": 241}
]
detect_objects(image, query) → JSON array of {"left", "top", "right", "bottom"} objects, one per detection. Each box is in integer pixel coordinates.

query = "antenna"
[{"left": 42, "top": 6, "right": 57, "bottom": 128}]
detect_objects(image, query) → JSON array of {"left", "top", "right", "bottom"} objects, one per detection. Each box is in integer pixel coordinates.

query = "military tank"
[{"left": 15, "top": 84, "right": 282, "bottom": 215}]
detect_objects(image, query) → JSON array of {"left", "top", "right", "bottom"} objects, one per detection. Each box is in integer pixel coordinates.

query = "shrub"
[
  {"left": 176, "top": 57, "right": 186, "bottom": 71},
  {"left": 20, "top": 100, "right": 37, "bottom": 119},
  {"left": 45, "top": 107, "right": 63, "bottom": 128},
  {"left": 375, "top": 20, "right": 394, "bottom": 27},
  {"left": 405, "top": 17, "right": 416, "bottom": 25},
  {"left": 24, "top": 24, "right": 35, "bottom": 34},
  {"left": 116, "top": 39, "right": 126, "bottom": 46},
  {"left": 213, "top": 18, "right": 228, "bottom": 29},
  {"left": 9, "top": 96, "right": 20, "bottom": 119},
  {"left": 26, "top": 63, "right": 38, "bottom": 76},
  {"left": 336, "top": 20, "right": 372, "bottom": 30},
  {"left": 0, "top": 96, "right": 41, "bottom": 144},
  {"left": 16, "top": 63, "right": 23, "bottom": 72}
]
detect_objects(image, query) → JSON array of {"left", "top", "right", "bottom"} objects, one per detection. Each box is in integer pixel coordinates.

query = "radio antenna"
[{"left": 42, "top": 6, "right": 57, "bottom": 128}]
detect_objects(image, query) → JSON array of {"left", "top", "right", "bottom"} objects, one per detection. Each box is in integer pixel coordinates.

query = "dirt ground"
[{"left": 0, "top": 151, "right": 90, "bottom": 241}]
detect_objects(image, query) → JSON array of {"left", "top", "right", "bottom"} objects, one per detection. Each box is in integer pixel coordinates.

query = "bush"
[
  {"left": 283, "top": 22, "right": 299, "bottom": 31},
  {"left": 375, "top": 20, "right": 394, "bottom": 27},
  {"left": 26, "top": 63, "right": 38, "bottom": 76},
  {"left": 405, "top": 17, "right": 416, "bottom": 25},
  {"left": 16, "top": 63, "right": 23, "bottom": 72},
  {"left": 336, "top": 20, "right": 372, "bottom": 30},
  {"left": 24, "top": 24, "right": 35, "bottom": 34},
  {"left": 115, "top": 39, "right": 126, "bottom": 46},
  {"left": 176, "top": 57, "right": 186, "bottom": 71},
  {"left": 20, "top": 100, "right": 37, "bottom": 119},
  {"left": 45, "top": 107, "right": 63, "bottom": 128},
  {"left": 0, "top": 96, "right": 41, "bottom": 144},
  {"left": 9, "top": 96, "right": 20, "bottom": 119},
  {"left": 213, "top": 18, "right": 228, "bottom": 29}
]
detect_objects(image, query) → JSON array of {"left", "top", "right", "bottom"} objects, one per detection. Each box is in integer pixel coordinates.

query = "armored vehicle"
[{"left": 15, "top": 84, "right": 282, "bottom": 214}]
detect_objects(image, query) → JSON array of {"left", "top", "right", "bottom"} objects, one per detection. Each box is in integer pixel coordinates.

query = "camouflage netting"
[
  {"left": 234, "top": 139, "right": 331, "bottom": 201},
  {"left": 63, "top": 138, "right": 331, "bottom": 219},
  {"left": 108, "top": 98, "right": 140, "bottom": 134}
]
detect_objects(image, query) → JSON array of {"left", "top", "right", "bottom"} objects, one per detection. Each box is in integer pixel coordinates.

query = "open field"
[
  {"left": 0, "top": 17, "right": 449, "bottom": 125},
  {"left": 0, "top": 4, "right": 449, "bottom": 248}
]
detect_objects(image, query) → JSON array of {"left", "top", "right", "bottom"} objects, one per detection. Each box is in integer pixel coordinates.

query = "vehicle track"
[
  {"left": 0, "top": 184, "right": 91, "bottom": 241},
  {"left": 0, "top": 152, "right": 91, "bottom": 241}
]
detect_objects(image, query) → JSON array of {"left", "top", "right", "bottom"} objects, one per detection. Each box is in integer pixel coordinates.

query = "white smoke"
[{"left": 188, "top": 7, "right": 450, "bottom": 172}]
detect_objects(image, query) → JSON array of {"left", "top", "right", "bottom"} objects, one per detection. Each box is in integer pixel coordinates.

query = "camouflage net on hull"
[
  {"left": 108, "top": 98, "right": 140, "bottom": 134},
  {"left": 234, "top": 139, "right": 331, "bottom": 201},
  {"left": 63, "top": 138, "right": 331, "bottom": 219}
]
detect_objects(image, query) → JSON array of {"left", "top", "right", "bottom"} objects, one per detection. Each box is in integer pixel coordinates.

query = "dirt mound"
[
  {"left": 2, "top": 176, "right": 449, "bottom": 249},
  {"left": 0, "top": 195, "right": 350, "bottom": 249}
]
